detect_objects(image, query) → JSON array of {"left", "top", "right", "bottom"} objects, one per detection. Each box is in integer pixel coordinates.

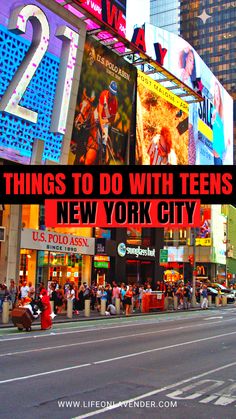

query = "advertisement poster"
[
  {"left": 143, "top": 23, "right": 234, "bottom": 166},
  {"left": 72, "top": 0, "right": 127, "bottom": 36},
  {"left": 0, "top": 2, "right": 236, "bottom": 416},
  {"left": 211, "top": 205, "right": 227, "bottom": 265},
  {"left": 136, "top": 70, "right": 189, "bottom": 165},
  {"left": 0, "top": 0, "right": 81, "bottom": 164},
  {"left": 69, "top": 35, "right": 136, "bottom": 165}
]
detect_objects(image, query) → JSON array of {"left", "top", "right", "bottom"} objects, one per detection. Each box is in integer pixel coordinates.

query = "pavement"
[{"left": 1, "top": 306, "right": 236, "bottom": 418}]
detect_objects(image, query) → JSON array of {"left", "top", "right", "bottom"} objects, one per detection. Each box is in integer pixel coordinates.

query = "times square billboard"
[
  {"left": 0, "top": 0, "right": 83, "bottom": 164},
  {"left": 142, "top": 23, "right": 233, "bottom": 166},
  {"left": 136, "top": 70, "right": 189, "bottom": 165},
  {"left": 57, "top": 0, "right": 127, "bottom": 37},
  {"left": 69, "top": 34, "right": 136, "bottom": 165}
]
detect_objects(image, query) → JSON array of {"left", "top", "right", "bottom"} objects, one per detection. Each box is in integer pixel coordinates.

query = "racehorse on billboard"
[
  {"left": 69, "top": 35, "right": 136, "bottom": 166},
  {"left": 71, "top": 89, "right": 115, "bottom": 165}
]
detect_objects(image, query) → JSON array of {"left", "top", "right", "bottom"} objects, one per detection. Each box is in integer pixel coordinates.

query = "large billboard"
[
  {"left": 211, "top": 206, "right": 227, "bottom": 265},
  {"left": 0, "top": 0, "right": 81, "bottom": 164},
  {"left": 69, "top": 35, "right": 136, "bottom": 165},
  {"left": 71, "top": 0, "right": 126, "bottom": 36},
  {"left": 136, "top": 70, "right": 189, "bottom": 165},
  {"left": 143, "top": 23, "right": 234, "bottom": 165}
]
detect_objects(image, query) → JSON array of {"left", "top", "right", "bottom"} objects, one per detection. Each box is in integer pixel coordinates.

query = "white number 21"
[{"left": 0, "top": 4, "right": 79, "bottom": 135}]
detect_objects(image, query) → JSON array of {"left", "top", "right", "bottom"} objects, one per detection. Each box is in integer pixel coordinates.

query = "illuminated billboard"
[
  {"left": 69, "top": 35, "right": 136, "bottom": 165},
  {"left": 71, "top": 0, "right": 126, "bottom": 36},
  {"left": 136, "top": 70, "right": 189, "bottom": 165},
  {"left": 142, "top": 23, "right": 233, "bottom": 165},
  {"left": 0, "top": 0, "right": 81, "bottom": 164},
  {"left": 211, "top": 206, "right": 226, "bottom": 265},
  {"left": 167, "top": 247, "right": 184, "bottom": 262}
]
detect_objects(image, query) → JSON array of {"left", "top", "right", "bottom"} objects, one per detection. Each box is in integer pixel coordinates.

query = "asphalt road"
[{"left": 1, "top": 307, "right": 236, "bottom": 419}]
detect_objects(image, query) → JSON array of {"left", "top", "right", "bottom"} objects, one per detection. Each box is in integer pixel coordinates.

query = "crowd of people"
[
  {"left": 52, "top": 280, "right": 235, "bottom": 314},
  {"left": 47, "top": 280, "right": 229, "bottom": 314},
  {"left": 1, "top": 279, "right": 236, "bottom": 322}
]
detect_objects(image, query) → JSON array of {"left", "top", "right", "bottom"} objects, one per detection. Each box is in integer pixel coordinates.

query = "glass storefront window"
[
  {"left": 126, "top": 228, "right": 155, "bottom": 246},
  {"left": 126, "top": 260, "right": 154, "bottom": 285},
  {"left": 127, "top": 227, "right": 142, "bottom": 245},
  {"left": 20, "top": 248, "right": 84, "bottom": 292},
  {"left": 36, "top": 251, "right": 83, "bottom": 289}
]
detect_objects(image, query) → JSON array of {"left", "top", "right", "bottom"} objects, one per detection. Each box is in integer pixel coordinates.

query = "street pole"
[{"left": 191, "top": 228, "right": 197, "bottom": 307}]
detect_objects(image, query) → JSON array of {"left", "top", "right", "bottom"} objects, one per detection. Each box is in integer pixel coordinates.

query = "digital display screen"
[
  {"left": 69, "top": 35, "right": 136, "bottom": 165},
  {"left": 136, "top": 70, "right": 189, "bottom": 165},
  {"left": 0, "top": 0, "right": 80, "bottom": 164},
  {"left": 144, "top": 23, "right": 234, "bottom": 166}
]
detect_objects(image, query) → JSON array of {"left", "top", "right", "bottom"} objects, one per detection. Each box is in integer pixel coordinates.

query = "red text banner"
[{"left": 45, "top": 199, "right": 201, "bottom": 228}]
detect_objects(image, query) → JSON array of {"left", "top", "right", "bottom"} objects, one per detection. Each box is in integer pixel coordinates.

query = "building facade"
[{"left": 150, "top": 0, "right": 180, "bottom": 34}]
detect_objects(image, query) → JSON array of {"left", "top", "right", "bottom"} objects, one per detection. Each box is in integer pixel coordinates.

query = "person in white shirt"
[
  {"left": 20, "top": 280, "right": 29, "bottom": 300},
  {"left": 105, "top": 304, "right": 116, "bottom": 315}
]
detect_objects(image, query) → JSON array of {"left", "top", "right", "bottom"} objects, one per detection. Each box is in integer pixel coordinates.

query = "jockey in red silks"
[{"left": 96, "top": 81, "right": 118, "bottom": 148}]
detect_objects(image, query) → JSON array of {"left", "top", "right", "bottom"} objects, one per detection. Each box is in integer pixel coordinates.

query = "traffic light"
[{"left": 188, "top": 254, "right": 194, "bottom": 266}]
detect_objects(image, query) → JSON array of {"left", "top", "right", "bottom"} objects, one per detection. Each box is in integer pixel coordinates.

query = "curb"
[{"left": 0, "top": 306, "right": 228, "bottom": 329}]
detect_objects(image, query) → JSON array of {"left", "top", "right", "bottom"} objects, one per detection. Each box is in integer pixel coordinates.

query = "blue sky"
[{"left": 126, "top": 0, "right": 150, "bottom": 39}]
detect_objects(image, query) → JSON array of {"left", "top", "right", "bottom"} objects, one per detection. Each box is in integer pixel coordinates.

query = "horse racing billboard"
[
  {"left": 69, "top": 35, "right": 136, "bottom": 165},
  {"left": 136, "top": 70, "right": 189, "bottom": 165}
]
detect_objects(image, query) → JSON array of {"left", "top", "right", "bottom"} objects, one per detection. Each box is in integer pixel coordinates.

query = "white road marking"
[
  {"left": 1, "top": 311, "right": 235, "bottom": 343},
  {"left": 72, "top": 361, "right": 236, "bottom": 419},
  {"left": 0, "top": 309, "right": 232, "bottom": 340},
  {"left": 93, "top": 330, "right": 236, "bottom": 365},
  {"left": 0, "top": 363, "right": 91, "bottom": 385},
  {"left": 0, "top": 320, "right": 229, "bottom": 357},
  {"left": 214, "top": 396, "right": 236, "bottom": 406},
  {"left": 167, "top": 379, "right": 224, "bottom": 400},
  {"left": 0, "top": 317, "right": 173, "bottom": 341},
  {"left": 1, "top": 330, "right": 236, "bottom": 385},
  {"left": 204, "top": 317, "right": 223, "bottom": 320},
  {"left": 200, "top": 395, "right": 219, "bottom": 403}
]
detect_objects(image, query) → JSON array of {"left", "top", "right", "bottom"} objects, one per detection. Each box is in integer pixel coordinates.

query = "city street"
[{"left": 1, "top": 308, "right": 236, "bottom": 418}]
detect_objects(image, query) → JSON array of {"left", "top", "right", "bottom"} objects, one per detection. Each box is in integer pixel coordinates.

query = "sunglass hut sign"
[{"left": 117, "top": 243, "right": 156, "bottom": 259}]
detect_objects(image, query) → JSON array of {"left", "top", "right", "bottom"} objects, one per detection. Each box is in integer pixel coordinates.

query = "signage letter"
[{"left": 131, "top": 28, "right": 146, "bottom": 52}]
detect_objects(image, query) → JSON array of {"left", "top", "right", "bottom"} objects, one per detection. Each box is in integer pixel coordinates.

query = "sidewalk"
[{"left": 1, "top": 304, "right": 233, "bottom": 329}]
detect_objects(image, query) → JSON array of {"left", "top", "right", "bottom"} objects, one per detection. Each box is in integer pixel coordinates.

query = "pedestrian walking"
[
  {"left": 78, "top": 284, "right": 85, "bottom": 311},
  {"left": 183, "top": 285, "right": 191, "bottom": 309},
  {"left": 9, "top": 279, "right": 17, "bottom": 308},
  {"left": 201, "top": 285, "right": 208, "bottom": 309},
  {"left": 124, "top": 285, "right": 133, "bottom": 316},
  {"left": 112, "top": 282, "right": 120, "bottom": 305},
  {"left": 20, "top": 280, "right": 29, "bottom": 301},
  {"left": 28, "top": 281, "right": 35, "bottom": 299},
  {"left": 55, "top": 285, "right": 64, "bottom": 313},
  {"left": 165, "top": 285, "right": 174, "bottom": 310},
  {"left": 176, "top": 285, "right": 184, "bottom": 309}
]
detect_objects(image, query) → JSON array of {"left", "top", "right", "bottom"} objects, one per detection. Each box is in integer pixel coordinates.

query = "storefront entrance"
[
  {"left": 126, "top": 260, "right": 154, "bottom": 286},
  {"left": 20, "top": 228, "right": 95, "bottom": 291}
]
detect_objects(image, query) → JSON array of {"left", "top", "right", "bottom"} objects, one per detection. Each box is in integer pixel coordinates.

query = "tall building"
[
  {"left": 150, "top": 0, "right": 180, "bottom": 34},
  {"left": 180, "top": 1, "right": 235, "bottom": 112},
  {"left": 150, "top": 0, "right": 236, "bottom": 159}
]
